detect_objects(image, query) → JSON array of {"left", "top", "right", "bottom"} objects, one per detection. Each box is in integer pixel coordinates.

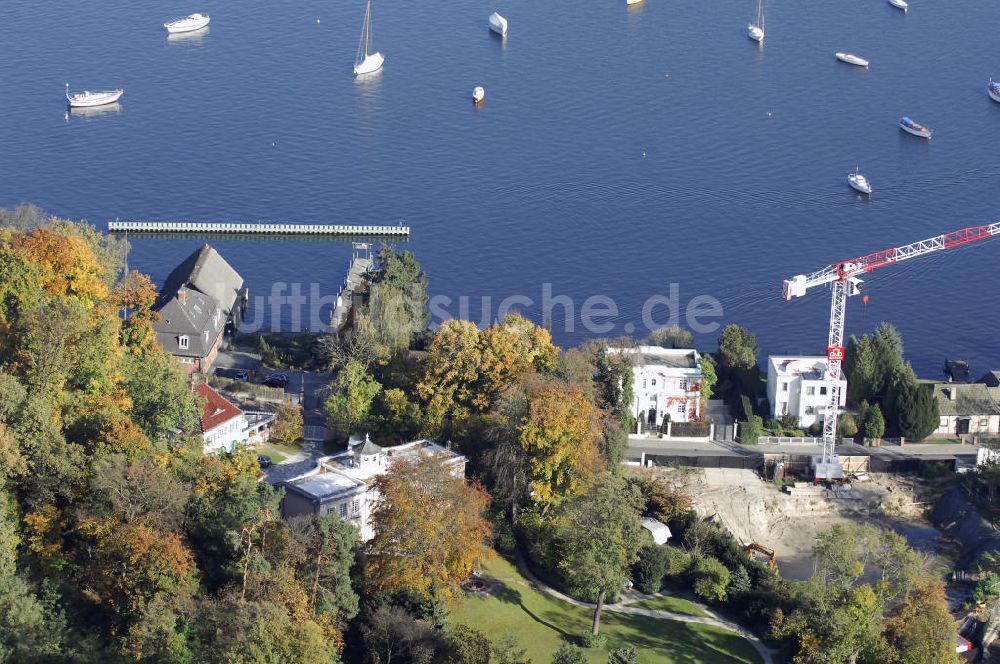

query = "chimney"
[
  {"left": 177, "top": 288, "right": 186, "bottom": 303},
  {"left": 949, "top": 387, "right": 958, "bottom": 401}
]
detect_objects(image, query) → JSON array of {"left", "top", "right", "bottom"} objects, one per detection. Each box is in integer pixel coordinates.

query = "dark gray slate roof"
[
  {"left": 358, "top": 438, "right": 383, "bottom": 456},
  {"left": 153, "top": 287, "right": 225, "bottom": 358},
  {"left": 934, "top": 383, "right": 1000, "bottom": 417},
  {"left": 158, "top": 244, "right": 244, "bottom": 317}
]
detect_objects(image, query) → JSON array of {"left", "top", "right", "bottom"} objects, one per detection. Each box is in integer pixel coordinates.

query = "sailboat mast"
[{"left": 364, "top": 0, "right": 371, "bottom": 57}]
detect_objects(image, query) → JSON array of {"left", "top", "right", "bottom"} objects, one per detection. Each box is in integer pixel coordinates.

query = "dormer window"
[{"left": 178, "top": 335, "right": 189, "bottom": 349}]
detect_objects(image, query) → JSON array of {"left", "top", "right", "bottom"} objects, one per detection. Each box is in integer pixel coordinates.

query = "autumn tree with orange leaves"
[{"left": 366, "top": 454, "right": 492, "bottom": 600}]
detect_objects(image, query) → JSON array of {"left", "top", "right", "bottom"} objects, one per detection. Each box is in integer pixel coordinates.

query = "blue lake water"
[{"left": 2, "top": 0, "right": 999, "bottom": 376}]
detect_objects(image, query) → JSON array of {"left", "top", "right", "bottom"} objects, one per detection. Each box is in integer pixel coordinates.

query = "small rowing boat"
[{"left": 889, "top": 0, "right": 908, "bottom": 12}]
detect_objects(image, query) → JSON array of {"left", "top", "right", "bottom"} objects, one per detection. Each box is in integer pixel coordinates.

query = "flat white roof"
[
  {"left": 291, "top": 471, "right": 364, "bottom": 501},
  {"left": 769, "top": 356, "right": 829, "bottom": 380}
]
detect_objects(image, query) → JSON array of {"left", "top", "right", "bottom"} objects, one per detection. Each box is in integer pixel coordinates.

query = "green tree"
[
  {"left": 551, "top": 643, "right": 586, "bottom": 664},
  {"left": 555, "top": 476, "right": 644, "bottom": 635},
  {"left": 699, "top": 353, "right": 718, "bottom": 410},
  {"left": 633, "top": 544, "right": 669, "bottom": 594},
  {"left": 861, "top": 403, "right": 885, "bottom": 441},
  {"left": 690, "top": 555, "right": 730, "bottom": 602},
  {"left": 717, "top": 324, "right": 759, "bottom": 370},
  {"left": 493, "top": 629, "right": 532, "bottom": 664},
  {"left": 647, "top": 325, "right": 693, "bottom": 349},
  {"left": 838, "top": 411, "right": 859, "bottom": 438},
  {"left": 595, "top": 346, "right": 634, "bottom": 432},
  {"left": 608, "top": 646, "right": 639, "bottom": 664},
  {"left": 369, "top": 245, "right": 429, "bottom": 333},
  {"left": 325, "top": 359, "right": 382, "bottom": 437},
  {"left": 287, "top": 514, "right": 359, "bottom": 623},
  {"left": 893, "top": 380, "right": 939, "bottom": 441},
  {"left": 121, "top": 351, "right": 202, "bottom": 444},
  {"left": 445, "top": 624, "right": 492, "bottom": 664}
]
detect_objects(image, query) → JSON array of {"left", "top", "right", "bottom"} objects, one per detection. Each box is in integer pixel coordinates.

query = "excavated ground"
[{"left": 636, "top": 467, "right": 953, "bottom": 580}]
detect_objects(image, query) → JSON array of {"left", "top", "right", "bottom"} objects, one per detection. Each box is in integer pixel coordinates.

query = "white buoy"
[
  {"left": 316, "top": 18, "right": 320, "bottom": 23},
  {"left": 473, "top": 86, "right": 485, "bottom": 104}
]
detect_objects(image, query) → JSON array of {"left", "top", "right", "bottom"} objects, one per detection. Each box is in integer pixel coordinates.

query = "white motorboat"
[
  {"left": 835, "top": 52, "right": 869, "bottom": 68},
  {"left": 899, "top": 116, "right": 932, "bottom": 139},
  {"left": 354, "top": 0, "right": 384, "bottom": 76},
  {"left": 164, "top": 13, "right": 210, "bottom": 33},
  {"left": 989, "top": 80, "right": 1000, "bottom": 103},
  {"left": 747, "top": 0, "right": 764, "bottom": 42},
  {"left": 65, "top": 83, "right": 123, "bottom": 108},
  {"left": 889, "top": 0, "right": 908, "bottom": 12},
  {"left": 489, "top": 12, "right": 508, "bottom": 36},
  {"left": 473, "top": 86, "right": 485, "bottom": 104},
  {"left": 848, "top": 168, "right": 872, "bottom": 195}
]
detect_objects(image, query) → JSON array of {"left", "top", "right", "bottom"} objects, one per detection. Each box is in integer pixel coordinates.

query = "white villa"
[
  {"left": 192, "top": 381, "right": 276, "bottom": 454},
  {"left": 279, "top": 435, "right": 466, "bottom": 541},
  {"left": 610, "top": 346, "right": 704, "bottom": 430},
  {"left": 766, "top": 356, "right": 847, "bottom": 428}
]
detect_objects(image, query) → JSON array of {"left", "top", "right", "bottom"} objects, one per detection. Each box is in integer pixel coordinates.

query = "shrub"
[
  {"left": 552, "top": 642, "right": 587, "bottom": 664},
  {"left": 580, "top": 633, "right": 606, "bottom": 649},
  {"left": 662, "top": 546, "right": 691, "bottom": 579},
  {"left": 838, "top": 411, "right": 859, "bottom": 437},
  {"left": 633, "top": 544, "right": 669, "bottom": 594},
  {"left": 608, "top": 647, "right": 639, "bottom": 664},
  {"left": 445, "top": 624, "right": 492, "bottom": 664},
  {"left": 690, "top": 555, "right": 730, "bottom": 603}
]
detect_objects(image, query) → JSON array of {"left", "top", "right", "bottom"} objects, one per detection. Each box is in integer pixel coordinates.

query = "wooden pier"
[{"left": 107, "top": 220, "right": 410, "bottom": 237}]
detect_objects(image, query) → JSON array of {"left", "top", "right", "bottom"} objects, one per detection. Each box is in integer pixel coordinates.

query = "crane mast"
[{"left": 783, "top": 222, "right": 1000, "bottom": 479}]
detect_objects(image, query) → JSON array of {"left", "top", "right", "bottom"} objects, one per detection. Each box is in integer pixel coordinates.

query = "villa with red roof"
[{"left": 193, "top": 382, "right": 248, "bottom": 454}]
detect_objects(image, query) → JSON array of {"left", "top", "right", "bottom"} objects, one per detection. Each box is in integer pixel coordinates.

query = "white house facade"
[
  {"left": 610, "top": 346, "right": 704, "bottom": 430},
  {"left": 279, "top": 436, "right": 466, "bottom": 541},
  {"left": 932, "top": 383, "right": 1000, "bottom": 438},
  {"left": 194, "top": 382, "right": 248, "bottom": 454},
  {"left": 766, "top": 356, "right": 847, "bottom": 428}
]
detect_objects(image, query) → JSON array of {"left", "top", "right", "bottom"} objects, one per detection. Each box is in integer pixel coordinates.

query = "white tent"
[{"left": 641, "top": 517, "right": 672, "bottom": 545}]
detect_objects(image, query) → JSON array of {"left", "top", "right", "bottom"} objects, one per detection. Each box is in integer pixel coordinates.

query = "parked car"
[
  {"left": 263, "top": 372, "right": 289, "bottom": 389},
  {"left": 257, "top": 454, "right": 272, "bottom": 469},
  {"left": 214, "top": 367, "right": 249, "bottom": 381}
]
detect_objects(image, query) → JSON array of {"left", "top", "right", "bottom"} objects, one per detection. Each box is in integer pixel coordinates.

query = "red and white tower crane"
[{"left": 783, "top": 222, "right": 1000, "bottom": 479}]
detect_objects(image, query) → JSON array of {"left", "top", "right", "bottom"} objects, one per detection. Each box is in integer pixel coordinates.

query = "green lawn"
[
  {"left": 450, "top": 556, "right": 762, "bottom": 664},
  {"left": 629, "top": 593, "right": 709, "bottom": 617},
  {"left": 256, "top": 441, "right": 303, "bottom": 465}
]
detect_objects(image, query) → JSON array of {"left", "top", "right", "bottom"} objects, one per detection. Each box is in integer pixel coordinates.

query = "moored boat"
[
  {"left": 354, "top": 0, "right": 384, "bottom": 76},
  {"left": 899, "top": 116, "right": 932, "bottom": 139},
  {"left": 626, "top": 0, "right": 644, "bottom": 5},
  {"left": 473, "top": 86, "right": 485, "bottom": 104},
  {"left": 65, "top": 83, "right": 123, "bottom": 108},
  {"left": 164, "top": 13, "right": 210, "bottom": 33},
  {"left": 889, "top": 0, "right": 908, "bottom": 12},
  {"left": 848, "top": 168, "right": 872, "bottom": 195},
  {"left": 489, "top": 12, "right": 508, "bottom": 36},
  {"left": 835, "top": 52, "right": 869, "bottom": 67},
  {"left": 989, "top": 80, "right": 1000, "bottom": 103}
]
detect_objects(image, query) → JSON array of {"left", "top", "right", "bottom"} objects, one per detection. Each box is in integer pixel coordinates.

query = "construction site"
[{"left": 636, "top": 465, "right": 951, "bottom": 581}]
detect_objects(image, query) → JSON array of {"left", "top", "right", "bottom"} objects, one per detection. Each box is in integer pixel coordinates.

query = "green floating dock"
[{"left": 108, "top": 220, "right": 410, "bottom": 237}]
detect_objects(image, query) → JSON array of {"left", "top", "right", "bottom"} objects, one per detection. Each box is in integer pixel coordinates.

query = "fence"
[
  {"left": 640, "top": 453, "right": 763, "bottom": 471},
  {"left": 757, "top": 436, "right": 822, "bottom": 445}
]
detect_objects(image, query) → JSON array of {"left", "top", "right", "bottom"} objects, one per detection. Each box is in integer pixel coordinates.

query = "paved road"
[
  {"left": 514, "top": 553, "right": 775, "bottom": 664},
  {"left": 628, "top": 435, "right": 979, "bottom": 463}
]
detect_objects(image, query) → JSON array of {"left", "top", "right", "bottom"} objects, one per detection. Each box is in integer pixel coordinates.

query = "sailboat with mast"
[
  {"left": 747, "top": 0, "right": 764, "bottom": 43},
  {"left": 354, "top": 0, "right": 384, "bottom": 76}
]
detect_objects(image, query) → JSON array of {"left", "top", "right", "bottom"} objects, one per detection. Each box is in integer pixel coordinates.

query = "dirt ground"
[{"left": 636, "top": 467, "right": 948, "bottom": 580}]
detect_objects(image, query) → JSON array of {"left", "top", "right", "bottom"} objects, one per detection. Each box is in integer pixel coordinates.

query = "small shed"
[{"left": 640, "top": 517, "right": 672, "bottom": 545}]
